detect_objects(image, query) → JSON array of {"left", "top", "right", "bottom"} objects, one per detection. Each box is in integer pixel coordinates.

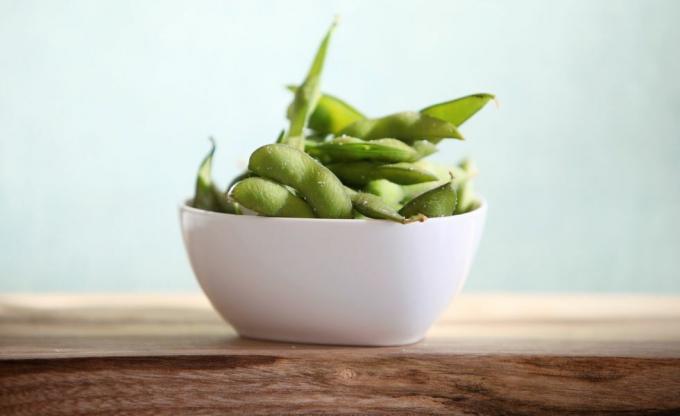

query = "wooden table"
[{"left": 1, "top": 294, "right": 679, "bottom": 415}]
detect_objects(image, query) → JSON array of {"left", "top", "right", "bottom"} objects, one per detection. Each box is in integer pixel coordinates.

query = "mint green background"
[{"left": 1, "top": 0, "right": 679, "bottom": 292}]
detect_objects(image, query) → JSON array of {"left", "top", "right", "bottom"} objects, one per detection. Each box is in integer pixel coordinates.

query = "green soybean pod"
[
  {"left": 305, "top": 131, "right": 331, "bottom": 142},
  {"left": 399, "top": 181, "right": 457, "bottom": 218},
  {"left": 275, "top": 129, "right": 286, "bottom": 144},
  {"left": 327, "top": 161, "right": 439, "bottom": 187},
  {"left": 193, "top": 139, "right": 238, "bottom": 214},
  {"left": 364, "top": 179, "right": 404, "bottom": 210},
  {"left": 414, "top": 160, "right": 477, "bottom": 184},
  {"left": 379, "top": 162, "right": 440, "bottom": 185},
  {"left": 287, "top": 86, "right": 364, "bottom": 135},
  {"left": 226, "top": 171, "right": 252, "bottom": 192},
  {"left": 226, "top": 130, "right": 287, "bottom": 191},
  {"left": 413, "top": 161, "right": 458, "bottom": 182},
  {"left": 345, "top": 187, "right": 404, "bottom": 223},
  {"left": 402, "top": 159, "right": 478, "bottom": 206},
  {"left": 420, "top": 93, "right": 495, "bottom": 126},
  {"left": 412, "top": 140, "right": 438, "bottom": 159},
  {"left": 345, "top": 187, "right": 423, "bottom": 224},
  {"left": 230, "top": 177, "right": 315, "bottom": 218},
  {"left": 339, "top": 111, "right": 463, "bottom": 144},
  {"left": 284, "top": 20, "right": 337, "bottom": 150},
  {"left": 248, "top": 143, "right": 353, "bottom": 219},
  {"left": 399, "top": 180, "right": 446, "bottom": 205},
  {"left": 453, "top": 159, "right": 480, "bottom": 214},
  {"left": 353, "top": 210, "right": 368, "bottom": 219},
  {"left": 305, "top": 136, "right": 420, "bottom": 163},
  {"left": 454, "top": 180, "right": 475, "bottom": 214}
]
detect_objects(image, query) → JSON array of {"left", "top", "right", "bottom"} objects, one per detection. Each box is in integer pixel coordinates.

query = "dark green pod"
[
  {"left": 193, "top": 139, "right": 238, "bottom": 214},
  {"left": 399, "top": 181, "right": 457, "bottom": 218}
]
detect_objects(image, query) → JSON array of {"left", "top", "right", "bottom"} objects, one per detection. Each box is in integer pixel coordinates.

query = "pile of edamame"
[{"left": 192, "top": 20, "right": 494, "bottom": 223}]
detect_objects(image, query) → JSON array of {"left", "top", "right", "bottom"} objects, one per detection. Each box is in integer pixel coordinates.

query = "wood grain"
[{"left": 1, "top": 294, "right": 680, "bottom": 415}]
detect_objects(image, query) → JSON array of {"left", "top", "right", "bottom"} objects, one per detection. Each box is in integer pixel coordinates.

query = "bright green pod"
[
  {"left": 230, "top": 177, "right": 315, "bottom": 218},
  {"left": 453, "top": 159, "right": 480, "bottom": 214},
  {"left": 248, "top": 144, "right": 353, "bottom": 219},
  {"left": 193, "top": 139, "right": 238, "bottom": 214},
  {"left": 338, "top": 111, "right": 463, "bottom": 144},
  {"left": 364, "top": 179, "right": 404, "bottom": 210},
  {"left": 305, "top": 136, "right": 420, "bottom": 163},
  {"left": 412, "top": 140, "right": 438, "bottom": 159},
  {"left": 420, "top": 93, "right": 495, "bottom": 126},
  {"left": 284, "top": 20, "right": 337, "bottom": 150},
  {"left": 287, "top": 86, "right": 364, "bottom": 135},
  {"left": 454, "top": 180, "right": 475, "bottom": 214},
  {"left": 327, "top": 161, "right": 439, "bottom": 187},
  {"left": 399, "top": 181, "right": 457, "bottom": 218}
]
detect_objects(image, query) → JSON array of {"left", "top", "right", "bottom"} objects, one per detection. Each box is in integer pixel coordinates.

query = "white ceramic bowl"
[{"left": 180, "top": 199, "right": 487, "bottom": 346}]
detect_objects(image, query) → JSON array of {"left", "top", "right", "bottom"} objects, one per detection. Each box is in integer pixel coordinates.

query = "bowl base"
[{"left": 237, "top": 332, "right": 426, "bottom": 347}]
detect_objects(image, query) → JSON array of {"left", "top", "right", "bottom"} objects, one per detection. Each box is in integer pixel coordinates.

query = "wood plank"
[
  {"left": 1, "top": 294, "right": 680, "bottom": 415},
  {"left": 2, "top": 354, "right": 679, "bottom": 415}
]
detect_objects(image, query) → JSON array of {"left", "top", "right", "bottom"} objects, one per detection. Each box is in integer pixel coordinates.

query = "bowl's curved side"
[{"left": 179, "top": 200, "right": 487, "bottom": 346}]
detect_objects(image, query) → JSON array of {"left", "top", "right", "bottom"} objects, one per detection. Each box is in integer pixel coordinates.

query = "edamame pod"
[
  {"left": 327, "top": 161, "right": 439, "bottom": 187},
  {"left": 226, "top": 171, "right": 252, "bottom": 192},
  {"left": 414, "top": 160, "right": 476, "bottom": 183},
  {"left": 230, "top": 177, "right": 315, "bottom": 218},
  {"left": 420, "top": 93, "right": 495, "bottom": 126},
  {"left": 412, "top": 140, "right": 438, "bottom": 159},
  {"left": 339, "top": 111, "right": 463, "bottom": 144},
  {"left": 193, "top": 139, "right": 238, "bottom": 214},
  {"left": 399, "top": 180, "right": 446, "bottom": 205},
  {"left": 399, "top": 181, "right": 457, "bottom": 218},
  {"left": 345, "top": 187, "right": 404, "bottom": 223},
  {"left": 305, "top": 131, "right": 330, "bottom": 142},
  {"left": 345, "top": 187, "right": 423, "bottom": 224},
  {"left": 364, "top": 179, "right": 404, "bottom": 210},
  {"left": 379, "top": 162, "right": 440, "bottom": 185},
  {"left": 453, "top": 159, "right": 480, "bottom": 214},
  {"left": 454, "top": 180, "right": 474, "bottom": 214},
  {"left": 275, "top": 129, "right": 286, "bottom": 144},
  {"left": 305, "top": 136, "right": 420, "bottom": 163},
  {"left": 248, "top": 143, "right": 353, "bottom": 218},
  {"left": 284, "top": 20, "right": 337, "bottom": 150},
  {"left": 287, "top": 86, "right": 364, "bottom": 135},
  {"left": 226, "top": 129, "right": 288, "bottom": 191},
  {"left": 402, "top": 160, "right": 478, "bottom": 206}
]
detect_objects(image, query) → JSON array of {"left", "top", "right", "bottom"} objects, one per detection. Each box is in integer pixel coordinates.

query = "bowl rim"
[{"left": 180, "top": 196, "right": 487, "bottom": 224}]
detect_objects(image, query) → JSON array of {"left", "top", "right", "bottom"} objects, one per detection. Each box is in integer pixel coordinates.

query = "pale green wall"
[{"left": 1, "top": 0, "right": 679, "bottom": 292}]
